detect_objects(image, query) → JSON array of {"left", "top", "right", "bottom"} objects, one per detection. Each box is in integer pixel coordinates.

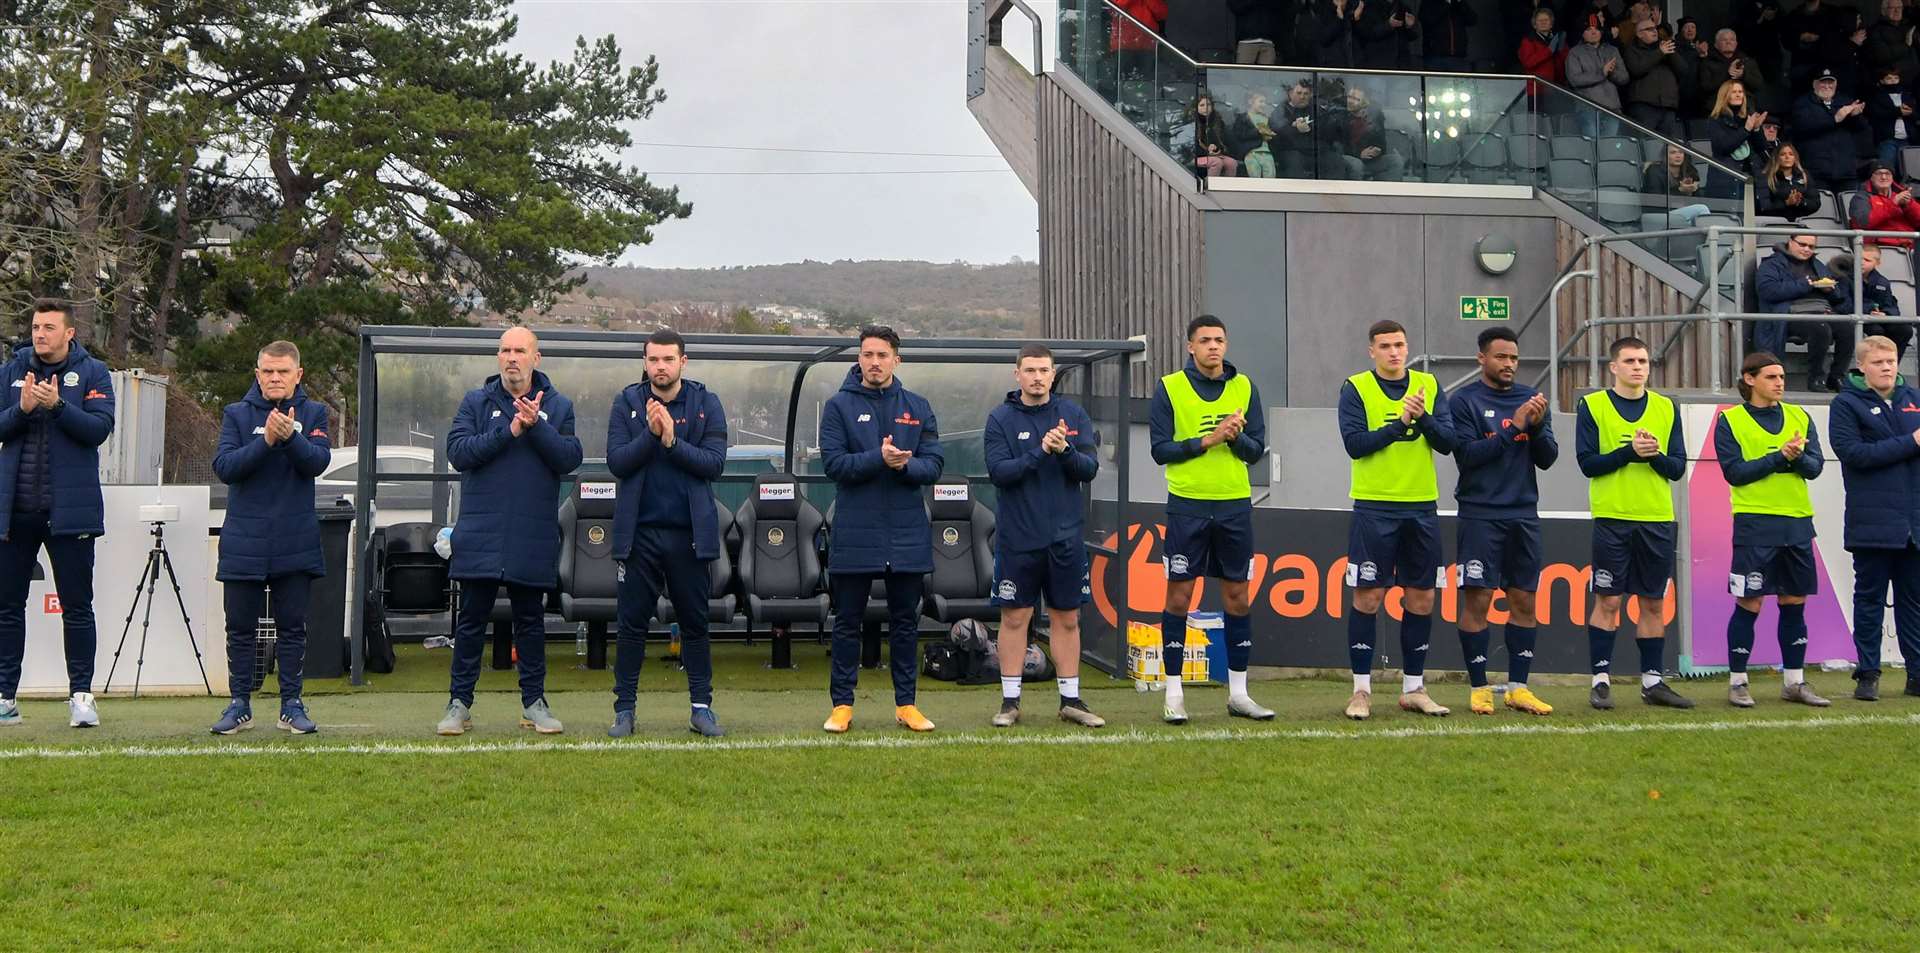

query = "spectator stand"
[{"left": 346, "top": 328, "right": 1145, "bottom": 685}]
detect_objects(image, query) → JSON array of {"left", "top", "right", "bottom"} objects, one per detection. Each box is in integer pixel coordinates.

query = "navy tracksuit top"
[{"left": 1448, "top": 378, "right": 1558, "bottom": 520}]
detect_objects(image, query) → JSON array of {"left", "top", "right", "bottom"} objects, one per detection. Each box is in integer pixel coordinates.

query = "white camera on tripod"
[{"left": 138, "top": 503, "right": 181, "bottom": 524}]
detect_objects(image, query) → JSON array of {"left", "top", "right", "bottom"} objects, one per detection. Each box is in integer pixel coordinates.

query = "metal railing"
[{"left": 1544, "top": 224, "right": 1920, "bottom": 411}]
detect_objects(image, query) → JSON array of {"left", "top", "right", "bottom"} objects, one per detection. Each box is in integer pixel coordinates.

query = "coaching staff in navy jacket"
[
  {"left": 604, "top": 328, "right": 730, "bottom": 740},
  {"left": 1827, "top": 334, "right": 1920, "bottom": 700},
  {"left": 819, "top": 326, "right": 944, "bottom": 735},
  {"left": 0, "top": 299, "right": 115, "bottom": 729},
  {"left": 435, "top": 327, "right": 582, "bottom": 736},
  {"left": 209, "top": 340, "right": 331, "bottom": 736}
]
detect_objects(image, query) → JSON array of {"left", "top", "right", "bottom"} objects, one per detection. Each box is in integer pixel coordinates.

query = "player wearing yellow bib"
[
  {"left": 1574, "top": 337, "right": 1693, "bottom": 710},
  {"left": 1337, "top": 320, "right": 1457, "bottom": 720},
  {"left": 1148, "top": 315, "right": 1274, "bottom": 725},
  {"left": 1713, "top": 352, "right": 1831, "bottom": 707}
]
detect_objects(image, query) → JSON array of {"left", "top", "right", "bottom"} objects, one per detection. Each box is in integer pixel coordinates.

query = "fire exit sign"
[{"left": 1460, "top": 296, "right": 1510, "bottom": 321}]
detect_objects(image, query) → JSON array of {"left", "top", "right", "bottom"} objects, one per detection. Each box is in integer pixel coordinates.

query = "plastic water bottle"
[
  {"left": 432, "top": 526, "right": 453, "bottom": 559},
  {"left": 421, "top": 635, "right": 453, "bottom": 649},
  {"left": 669, "top": 622, "right": 681, "bottom": 656},
  {"left": 576, "top": 622, "right": 588, "bottom": 657}
]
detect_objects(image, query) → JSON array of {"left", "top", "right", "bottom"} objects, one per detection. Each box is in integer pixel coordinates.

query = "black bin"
[{"left": 304, "top": 499, "right": 356, "bottom": 679}]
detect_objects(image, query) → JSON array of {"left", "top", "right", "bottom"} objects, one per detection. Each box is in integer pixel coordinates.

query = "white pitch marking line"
[{"left": 2, "top": 712, "right": 1916, "bottom": 761}]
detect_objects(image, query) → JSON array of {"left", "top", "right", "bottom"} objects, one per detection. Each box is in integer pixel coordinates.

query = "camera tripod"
[{"left": 104, "top": 521, "right": 211, "bottom": 696}]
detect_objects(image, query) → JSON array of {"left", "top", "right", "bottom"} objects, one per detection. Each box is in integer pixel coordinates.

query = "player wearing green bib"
[
  {"left": 1574, "top": 337, "right": 1693, "bottom": 710},
  {"left": 1337, "top": 320, "right": 1457, "bottom": 720},
  {"left": 1712, "top": 352, "right": 1831, "bottom": 708}
]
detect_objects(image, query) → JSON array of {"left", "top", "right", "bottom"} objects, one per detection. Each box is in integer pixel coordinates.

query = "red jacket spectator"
[
  {"left": 1111, "top": 0, "right": 1170, "bottom": 51},
  {"left": 1848, "top": 164, "right": 1920, "bottom": 248},
  {"left": 1517, "top": 16, "right": 1569, "bottom": 98}
]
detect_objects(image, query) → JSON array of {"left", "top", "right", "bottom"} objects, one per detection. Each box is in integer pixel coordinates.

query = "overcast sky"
[{"left": 510, "top": 0, "right": 1056, "bottom": 269}]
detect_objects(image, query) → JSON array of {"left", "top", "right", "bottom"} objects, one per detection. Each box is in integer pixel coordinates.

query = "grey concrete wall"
[{"left": 1200, "top": 212, "right": 1289, "bottom": 403}]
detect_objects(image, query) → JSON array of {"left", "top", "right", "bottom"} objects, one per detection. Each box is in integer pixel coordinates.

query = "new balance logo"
[
  {"left": 1234, "top": 640, "right": 1252, "bottom": 647},
  {"left": 1414, "top": 643, "right": 1430, "bottom": 652},
  {"left": 856, "top": 413, "right": 872, "bottom": 422},
  {"left": 1792, "top": 637, "right": 1808, "bottom": 646},
  {"left": 1165, "top": 641, "right": 1184, "bottom": 650}
]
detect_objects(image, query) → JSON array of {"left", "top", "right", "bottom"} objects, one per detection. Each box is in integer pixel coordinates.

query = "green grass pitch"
[{"left": 4, "top": 643, "right": 1916, "bottom": 951}]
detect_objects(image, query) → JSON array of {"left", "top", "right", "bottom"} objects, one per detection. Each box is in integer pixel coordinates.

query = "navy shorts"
[
  {"left": 1455, "top": 516, "right": 1543, "bottom": 591},
  {"left": 992, "top": 538, "right": 1091, "bottom": 609},
  {"left": 1163, "top": 509, "right": 1254, "bottom": 582},
  {"left": 1345, "top": 508, "right": 1444, "bottom": 590},
  {"left": 1591, "top": 519, "right": 1676, "bottom": 598},
  {"left": 1728, "top": 542, "right": 1818, "bottom": 598}
]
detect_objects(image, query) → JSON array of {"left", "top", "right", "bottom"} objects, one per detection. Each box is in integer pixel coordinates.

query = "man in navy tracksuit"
[
  {"left": 436, "top": 327, "right": 582, "bottom": 736},
  {"left": 983, "top": 343, "right": 1104, "bottom": 729},
  {"left": 1447, "top": 326, "right": 1558, "bottom": 717},
  {"left": 0, "top": 300, "right": 115, "bottom": 729},
  {"left": 209, "top": 340, "right": 331, "bottom": 735},
  {"left": 1827, "top": 335, "right": 1920, "bottom": 700},
  {"left": 604, "top": 328, "right": 729, "bottom": 739},
  {"left": 820, "top": 326, "right": 944, "bottom": 734}
]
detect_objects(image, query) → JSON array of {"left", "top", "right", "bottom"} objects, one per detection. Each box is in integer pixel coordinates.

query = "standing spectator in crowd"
[
  {"left": 1831, "top": 246, "right": 1911, "bottom": 359},
  {"left": 1231, "top": 90, "right": 1278, "bottom": 177},
  {"left": 1501, "top": 0, "right": 1542, "bottom": 71},
  {"left": 1421, "top": 0, "right": 1479, "bottom": 72},
  {"left": 1676, "top": 13, "right": 1710, "bottom": 123},
  {"left": 1756, "top": 234, "right": 1854, "bottom": 392},
  {"left": 1226, "top": 0, "right": 1285, "bottom": 64},
  {"left": 1793, "top": 69, "right": 1873, "bottom": 194},
  {"left": 1273, "top": 79, "right": 1361, "bottom": 178},
  {"left": 1165, "top": 0, "right": 1236, "bottom": 62},
  {"left": 1622, "top": 17, "right": 1691, "bottom": 139},
  {"left": 1358, "top": 0, "right": 1419, "bottom": 69},
  {"left": 1864, "top": 67, "right": 1919, "bottom": 172},
  {"left": 1316, "top": 0, "right": 1366, "bottom": 68},
  {"left": 1734, "top": 0, "right": 1785, "bottom": 82},
  {"left": 1567, "top": 15, "right": 1629, "bottom": 137},
  {"left": 1698, "top": 30, "right": 1766, "bottom": 117},
  {"left": 1518, "top": 9, "right": 1568, "bottom": 93},
  {"left": 1678, "top": 17, "right": 1708, "bottom": 58},
  {"left": 1345, "top": 86, "right": 1404, "bottom": 180},
  {"left": 1753, "top": 114, "right": 1786, "bottom": 169},
  {"left": 1759, "top": 143, "right": 1823, "bottom": 219},
  {"left": 1823, "top": 9, "right": 1870, "bottom": 95},
  {"left": 1865, "top": 0, "right": 1918, "bottom": 84},
  {"left": 1785, "top": 0, "right": 1842, "bottom": 92},
  {"left": 1848, "top": 161, "right": 1920, "bottom": 247},
  {"left": 1111, "top": 0, "right": 1169, "bottom": 56},
  {"left": 1643, "top": 143, "right": 1712, "bottom": 226},
  {"left": 1191, "top": 94, "right": 1240, "bottom": 178},
  {"left": 1706, "top": 82, "right": 1769, "bottom": 194}
]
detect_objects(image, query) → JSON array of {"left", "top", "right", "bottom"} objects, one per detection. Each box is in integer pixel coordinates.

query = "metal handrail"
[
  {"left": 988, "top": 0, "right": 1045, "bottom": 74},
  {"left": 1545, "top": 224, "right": 1920, "bottom": 404}
]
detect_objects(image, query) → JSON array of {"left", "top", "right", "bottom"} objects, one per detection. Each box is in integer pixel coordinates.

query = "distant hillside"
[{"left": 574, "top": 259, "right": 1038, "bottom": 337}]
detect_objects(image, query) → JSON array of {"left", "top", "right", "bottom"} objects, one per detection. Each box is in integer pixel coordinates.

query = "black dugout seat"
[
  {"left": 735, "top": 474, "right": 828, "bottom": 667},
  {"left": 922, "top": 477, "right": 997, "bottom": 623},
  {"left": 558, "top": 480, "right": 618, "bottom": 668},
  {"left": 657, "top": 496, "right": 740, "bottom": 624}
]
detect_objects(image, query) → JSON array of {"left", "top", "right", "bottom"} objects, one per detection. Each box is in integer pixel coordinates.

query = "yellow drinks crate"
[{"left": 1126, "top": 613, "right": 1219, "bottom": 685}]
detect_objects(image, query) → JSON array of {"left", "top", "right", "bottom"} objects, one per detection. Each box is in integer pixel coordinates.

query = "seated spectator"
[
  {"left": 1832, "top": 245, "right": 1915, "bottom": 358},
  {"left": 1344, "top": 86, "right": 1405, "bottom": 181},
  {"left": 1705, "top": 81, "right": 1769, "bottom": 195},
  {"left": 1864, "top": 0, "right": 1918, "bottom": 85},
  {"left": 1758, "top": 144, "right": 1823, "bottom": 219},
  {"left": 1518, "top": 8, "right": 1569, "bottom": 97},
  {"left": 1420, "top": 0, "right": 1478, "bottom": 72},
  {"left": 1566, "top": 15, "right": 1629, "bottom": 137},
  {"left": 1791, "top": 69, "right": 1873, "bottom": 194},
  {"left": 1271, "top": 79, "right": 1362, "bottom": 179},
  {"left": 1697, "top": 29, "right": 1766, "bottom": 118},
  {"left": 1358, "top": 0, "right": 1420, "bottom": 69},
  {"left": 1231, "top": 91, "right": 1278, "bottom": 177},
  {"left": 1190, "top": 94, "right": 1240, "bottom": 178},
  {"left": 1755, "top": 233, "right": 1855, "bottom": 391},
  {"left": 1847, "top": 161, "right": 1920, "bottom": 246},
  {"left": 1863, "top": 67, "right": 1918, "bottom": 173},
  {"left": 1621, "top": 18, "right": 1689, "bottom": 139},
  {"left": 1642, "top": 143, "right": 1712, "bottom": 225}
]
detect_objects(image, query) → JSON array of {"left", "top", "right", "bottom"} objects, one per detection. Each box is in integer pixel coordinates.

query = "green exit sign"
[{"left": 1460, "top": 296, "right": 1510, "bottom": 321}]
